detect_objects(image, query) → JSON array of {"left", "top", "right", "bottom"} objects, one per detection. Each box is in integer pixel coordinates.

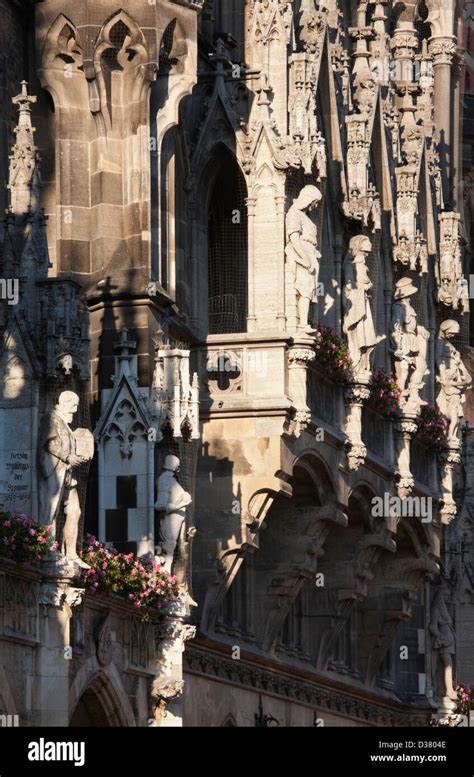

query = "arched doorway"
[
  {"left": 69, "top": 687, "right": 111, "bottom": 727},
  {"left": 69, "top": 675, "right": 131, "bottom": 727}
]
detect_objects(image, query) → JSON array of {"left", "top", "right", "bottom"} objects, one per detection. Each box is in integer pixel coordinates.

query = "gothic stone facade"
[{"left": 0, "top": 0, "right": 473, "bottom": 728}]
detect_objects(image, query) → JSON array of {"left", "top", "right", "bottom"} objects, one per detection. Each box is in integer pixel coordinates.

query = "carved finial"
[
  {"left": 8, "top": 81, "right": 41, "bottom": 215},
  {"left": 114, "top": 326, "right": 136, "bottom": 377}
]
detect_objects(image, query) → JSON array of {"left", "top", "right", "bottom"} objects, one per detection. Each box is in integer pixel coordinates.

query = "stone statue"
[
  {"left": 38, "top": 391, "right": 93, "bottom": 568},
  {"left": 155, "top": 455, "right": 192, "bottom": 573},
  {"left": 390, "top": 277, "right": 420, "bottom": 400},
  {"left": 436, "top": 320, "right": 472, "bottom": 444},
  {"left": 289, "top": 80, "right": 308, "bottom": 140},
  {"left": 285, "top": 185, "right": 322, "bottom": 333},
  {"left": 342, "top": 235, "right": 380, "bottom": 376},
  {"left": 429, "top": 582, "right": 457, "bottom": 706}
]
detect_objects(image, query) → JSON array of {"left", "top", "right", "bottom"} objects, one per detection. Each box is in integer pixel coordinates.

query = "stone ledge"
[{"left": 184, "top": 640, "right": 431, "bottom": 727}]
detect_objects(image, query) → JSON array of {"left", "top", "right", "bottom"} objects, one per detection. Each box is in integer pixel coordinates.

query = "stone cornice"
[{"left": 184, "top": 640, "right": 431, "bottom": 726}]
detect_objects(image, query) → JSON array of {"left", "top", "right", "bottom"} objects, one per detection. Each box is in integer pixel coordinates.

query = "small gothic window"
[{"left": 208, "top": 147, "right": 248, "bottom": 334}]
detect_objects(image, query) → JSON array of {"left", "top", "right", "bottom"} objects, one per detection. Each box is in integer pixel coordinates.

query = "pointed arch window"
[{"left": 208, "top": 146, "right": 248, "bottom": 334}]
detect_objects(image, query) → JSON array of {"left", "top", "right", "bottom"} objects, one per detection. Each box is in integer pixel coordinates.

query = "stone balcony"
[{"left": 0, "top": 558, "right": 160, "bottom": 726}]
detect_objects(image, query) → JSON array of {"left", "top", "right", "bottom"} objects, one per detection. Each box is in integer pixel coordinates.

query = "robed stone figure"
[
  {"left": 38, "top": 391, "right": 93, "bottom": 567},
  {"left": 342, "top": 235, "right": 380, "bottom": 375},
  {"left": 155, "top": 455, "right": 192, "bottom": 574}
]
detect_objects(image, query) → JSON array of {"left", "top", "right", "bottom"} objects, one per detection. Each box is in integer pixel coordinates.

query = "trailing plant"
[
  {"left": 0, "top": 510, "right": 57, "bottom": 565},
  {"left": 80, "top": 535, "right": 179, "bottom": 622},
  {"left": 367, "top": 369, "right": 401, "bottom": 417},
  {"left": 414, "top": 404, "right": 448, "bottom": 450},
  {"left": 313, "top": 323, "right": 353, "bottom": 383}
]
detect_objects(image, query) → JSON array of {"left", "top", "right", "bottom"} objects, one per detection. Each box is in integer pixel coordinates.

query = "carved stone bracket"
[
  {"left": 394, "top": 417, "right": 418, "bottom": 498},
  {"left": 343, "top": 381, "right": 371, "bottom": 470},
  {"left": 287, "top": 345, "right": 315, "bottom": 438},
  {"left": 438, "top": 444, "right": 461, "bottom": 524},
  {"left": 39, "top": 582, "right": 84, "bottom": 612}
]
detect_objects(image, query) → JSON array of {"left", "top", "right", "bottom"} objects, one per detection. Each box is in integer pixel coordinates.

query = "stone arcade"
[{"left": 0, "top": 0, "right": 473, "bottom": 728}]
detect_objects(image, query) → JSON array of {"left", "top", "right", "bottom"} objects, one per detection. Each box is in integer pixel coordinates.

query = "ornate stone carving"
[
  {"left": 184, "top": 647, "right": 431, "bottom": 727},
  {"left": 39, "top": 583, "right": 84, "bottom": 610},
  {"left": 344, "top": 381, "right": 371, "bottom": 471},
  {"left": 39, "top": 280, "right": 90, "bottom": 380},
  {"left": 151, "top": 677, "right": 184, "bottom": 727},
  {"left": 343, "top": 235, "right": 382, "bottom": 379},
  {"left": 436, "top": 212, "right": 468, "bottom": 312},
  {"left": 298, "top": 8, "right": 327, "bottom": 55},
  {"left": 95, "top": 610, "right": 113, "bottom": 666},
  {"left": 8, "top": 82, "right": 40, "bottom": 215},
  {"left": 287, "top": 54, "right": 327, "bottom": 176},
  {"left": 394, "top": 418, "right": 418, "bottom": 498},
  {"left": 285, "top": 185, "right": 322, "bottom": 333},
  {"left": 436, "top": 320, "right": 471, "bottom": 445},
  {"left": 38, "top": 392, "right": 93, "bottom": 568},
  {"left": 152, "top": 344, "right": 200, "bottom": 439},
  {"left": 429, "top": 580, "right": 457, "bottom": 710},
  {"left": 390, "top": 277, "right": 428, "bottom": 414},
  {"left": 429, "top": 37, "right": 457, "bottom": 67},
  {"left": 155, "top": 456, "right": 192, "bottom": 574},
  {"left": 287, "top": 344, "right": 315, "bottom": 437},
  {"left": 435, "top": 321, "right": 469, "bottom": 523},
  {"left": 393, "top": 231, "right": 428, "bottom": 275}
]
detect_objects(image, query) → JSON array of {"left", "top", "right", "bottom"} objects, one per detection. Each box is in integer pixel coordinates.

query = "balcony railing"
[
  {"left": 362, "top": 405, "right": 390, "bottom": 461},
  {"left": 308, "top": 368, "right": 338, "bottom": 426}
]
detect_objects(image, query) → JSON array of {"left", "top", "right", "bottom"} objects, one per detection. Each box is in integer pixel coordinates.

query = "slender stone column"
[
  {"left": 246, "top": 196, "right": 257, "bottom": 331},
  {"left": 34, "top": 573, "right": 83, "bottom": 726},
  {"left": 429, "top": 36, "right": 457, "bottom": 203}
]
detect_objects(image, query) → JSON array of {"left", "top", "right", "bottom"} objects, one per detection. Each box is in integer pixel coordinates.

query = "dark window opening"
[{"left": 208, "top": 148, "right": 248, "bottom": 334}]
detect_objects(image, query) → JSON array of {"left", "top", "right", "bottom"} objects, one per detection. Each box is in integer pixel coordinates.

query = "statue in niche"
[
  {"left": 38, "top": 391, "right": 94, "bottom": 568},
  {"left": 289, "top": 80, "right": 309, "bottom": 140},
  {"left": 429, "top": 581, "right": 457, "bottom": 706},
  {"left": 342, "top": 235, "right": 381, "bottom": 376},
  {"left": 155, "top": 455, "right": 192, "bottom": 574},
  {"left": 407, "top": 324, "right": 429, "bottom": 410},
  {"left": 285, "top": 185, "right": 322, "bottom": 334},
  {"left": 436, "top": 320, "right": 472, "bottom": 444},
  {"left": 390, "top": 277, "right": 420, "bottom": 401}
]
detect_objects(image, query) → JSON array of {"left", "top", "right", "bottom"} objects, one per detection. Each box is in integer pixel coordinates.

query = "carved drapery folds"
[
  {"left": 342, "top": 235, "right": 382, "bottom": 379},
  {"left": 389, "top": 276, "right": 429, "bottom": 498},
  {"left": 285, "top": 185, "right": 322, "bottom": 334},
  {"left": 436, "top": 320, "right": 472, "bottom": 523}
]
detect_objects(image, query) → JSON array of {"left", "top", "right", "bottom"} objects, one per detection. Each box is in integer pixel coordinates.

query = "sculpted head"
[
  {"left": 294, "top": 185, "right": 322, "bottom": 212},
  {"left": 56, "top": 391, "right": 80, "bottom": 423},
  {"left": 439, "top": 319, "right": 460, "bottom": 341},
  {"left": 394, "top": 277, "right": 418, "bottom": 300},
  {"left": 163, "top": 454, "right": 180, "bottom": 474},
  {"left": 349, "top": 234, "right": 371, "bottom": 258}
]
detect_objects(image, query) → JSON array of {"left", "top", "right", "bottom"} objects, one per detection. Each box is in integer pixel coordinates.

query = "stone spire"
[{"left": 8, "top": 81, "right": 41, "bottom": 215}]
